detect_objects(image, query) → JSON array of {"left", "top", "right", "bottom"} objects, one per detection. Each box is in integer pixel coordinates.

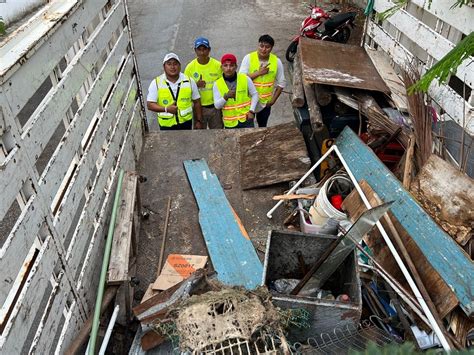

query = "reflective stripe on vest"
[
  {"left": 249, "top": 51, "right": 277, "bottom": 104},
  {"left": 215, "top": 74, "right": 251, "bottom": 128},
  {"left": 156, "top": 74, "right": 193, "bottom": 127},
  {"left": 184, "top": 58, "right": 222, "bottom": 106}
]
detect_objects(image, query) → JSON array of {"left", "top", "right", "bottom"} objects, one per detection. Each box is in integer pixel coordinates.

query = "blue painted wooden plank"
[
  {"left": 183, "top": 159, "right": 263, "bottom": 289},
  {"left": 336, "top": 127, "right": 474, "bottom": 315}
]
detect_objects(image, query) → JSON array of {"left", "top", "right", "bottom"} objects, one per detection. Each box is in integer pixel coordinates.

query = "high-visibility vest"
[
  {"left": 155, "top": 74, "right": 193, "bottom": 127},
  {"left": 215, "top": 74, "right": 251, "bottom": 128},
  {"left": 184, "top": 58, "right": 222, "bottom": 106},
  {"left": 249, "top": 51, "right": 277, "bottom": 104}
]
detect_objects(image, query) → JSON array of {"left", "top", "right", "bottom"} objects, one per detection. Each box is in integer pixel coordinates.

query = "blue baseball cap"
[{"left": 194, "top": 37, "right": 210, "bottom": 49}]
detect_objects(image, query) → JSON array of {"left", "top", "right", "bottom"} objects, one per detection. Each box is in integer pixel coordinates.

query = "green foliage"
[
  {"left": 0, "top": 17, "right": 6, "bottom": 36},
  {"left": 376, "top": 0, "right": 408, "bottom": 21},
  {"left": 278, "top": 308, "right": 311, "bottom": 329},
  {"left": 408, "top": 32, "right": 474, "bottom": 94}
]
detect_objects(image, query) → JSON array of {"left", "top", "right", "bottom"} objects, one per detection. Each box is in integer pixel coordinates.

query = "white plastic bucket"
[{"left": 309, "top": 175, "right": 350, "bottom": 225}]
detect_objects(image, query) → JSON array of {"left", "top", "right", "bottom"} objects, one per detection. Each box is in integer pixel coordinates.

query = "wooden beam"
[{"left": 291, "top": 51, "right": 305, "bottom": 108}]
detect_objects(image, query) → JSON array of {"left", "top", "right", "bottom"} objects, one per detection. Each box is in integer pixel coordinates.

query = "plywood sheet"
[
  {"left": 299, "top": 37, "right": 390, "bottom": 94},
  {"left": 240, "top": 123, "right": 311, "bottom": 190}
]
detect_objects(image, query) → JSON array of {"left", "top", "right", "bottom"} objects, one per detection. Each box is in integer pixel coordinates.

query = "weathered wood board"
[
  {"left": 336, "top": 127, "right": 473, "bottom": 316},
  {"left": 184, "top": 159, "right": 263, "bottom": 289},
  {"left": 240, "top": 123, "right": 311, "bottom": 190},
  {"left": 342, "top": 180, "right": 459, "bottom": 318}
]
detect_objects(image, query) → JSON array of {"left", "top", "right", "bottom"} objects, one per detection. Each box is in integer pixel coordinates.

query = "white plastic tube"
[
  {"left": 98, "top": 305, "right": 120, "bottom": 355},
  {"left": 333, "top": 145, "right": 451, "bottom": 351}
]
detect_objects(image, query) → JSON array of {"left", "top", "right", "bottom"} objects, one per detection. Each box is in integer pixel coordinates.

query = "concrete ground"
[{"left": 127, "top": 0, "right": 309, "bottom": 131}]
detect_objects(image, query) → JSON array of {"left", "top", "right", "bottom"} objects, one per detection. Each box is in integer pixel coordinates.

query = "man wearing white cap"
[{"left": 147, "top": 53, "right": 203, "bottom": 130}]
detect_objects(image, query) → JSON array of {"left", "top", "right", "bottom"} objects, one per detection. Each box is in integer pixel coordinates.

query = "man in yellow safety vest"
[
  {"left": 184, "top": 37, "right": 223, "bottom": 129},
  {"left": 240, "top": 34, "right": 286, "bottom": 127},
  {"left": 213, "top": 53, "right": 259, "bottom": 129},
  {"left": 146, "top": 53, "right": 203, "bottom": 130}
]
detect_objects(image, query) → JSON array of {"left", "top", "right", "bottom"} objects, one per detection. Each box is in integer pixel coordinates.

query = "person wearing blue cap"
[{"left": 184, "top": 37, "right": 223, "bottom": 129}]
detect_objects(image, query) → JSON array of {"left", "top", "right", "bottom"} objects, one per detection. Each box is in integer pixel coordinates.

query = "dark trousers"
[
  {"left": 256, "top": 106, "right": 271, "bottom": 127},
  {"left": 159, "top": 120, "right": 192, "bottom": 131},
  {"left": 224, "top": 119, "right": 255, "bottom": 129}
]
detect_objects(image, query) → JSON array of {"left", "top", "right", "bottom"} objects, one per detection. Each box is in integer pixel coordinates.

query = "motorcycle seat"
[{"left": 324, "top": 12, "right": 356, "bottom": 30}]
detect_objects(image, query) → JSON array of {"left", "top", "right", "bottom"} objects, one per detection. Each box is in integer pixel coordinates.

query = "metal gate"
[{"left": 0, "top": 0, "right": 145, "bottom": 352}]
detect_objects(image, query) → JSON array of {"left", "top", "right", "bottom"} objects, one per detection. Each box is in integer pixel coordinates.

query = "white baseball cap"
[{"left": 163, "top": 52, "right": 180, "bottom": 64}]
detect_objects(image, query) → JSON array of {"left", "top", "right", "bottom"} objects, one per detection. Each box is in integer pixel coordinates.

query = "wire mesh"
[{"left": 290, "top": 320, "right": 399, "bottom": 354}]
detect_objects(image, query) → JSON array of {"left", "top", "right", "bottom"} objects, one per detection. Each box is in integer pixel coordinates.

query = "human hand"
[
  {"left": 196, "top": 74, "right": 206, "bottom": 89},
  {"left": 266, "top": 100, "right": 274, "bottom": 108},
  {"left": 166, "top": 102, "right": 178, "bottom": 114},
  {"left": 225, "top": 89, "right": 236, "bottom": 100},
  {"left": 195, "top": 121, "right": 204, "bottom": 129},
  {"left": 259, "top": 63, "right": 270, "bottom": 76},
  {"left": 247, "top": 111, "right": 255, "bottom": 120}
]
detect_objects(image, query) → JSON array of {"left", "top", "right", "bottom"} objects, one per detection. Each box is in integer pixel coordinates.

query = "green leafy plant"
[{"left": 0, "top": 16, "right": 6, "bottom": 36}]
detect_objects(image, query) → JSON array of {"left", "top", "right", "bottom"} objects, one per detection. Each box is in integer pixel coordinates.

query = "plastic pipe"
[
  {"left": 267, "top": 144, "right": 336, "bottom": 218},
  {"left": 99, "top": 305, "right": 120, "bottom": 355},
  {"left": 333, "top": 145, "right": 451, "bottom": 351},
  {"left": 88, "top": 169, "right": 125, "bottom": 355}
]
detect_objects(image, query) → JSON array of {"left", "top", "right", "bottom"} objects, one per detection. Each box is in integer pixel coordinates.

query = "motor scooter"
[{"left": 286, "top": 5, "right": 357, "bottom": 62}]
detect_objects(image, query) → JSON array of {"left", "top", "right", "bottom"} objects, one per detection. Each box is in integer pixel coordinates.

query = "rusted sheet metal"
[{"left": 299, "top": 37, "right": 390, "bottom": 94}]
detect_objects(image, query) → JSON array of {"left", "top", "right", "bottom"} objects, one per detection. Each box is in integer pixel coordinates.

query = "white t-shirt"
[{"left": 147, "top": 73, "right": 200, "bottom": 103}]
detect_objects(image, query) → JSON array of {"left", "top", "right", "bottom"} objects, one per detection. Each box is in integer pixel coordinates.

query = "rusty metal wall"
[{"left": 0, "top": 0, "right": 145, "bottom": 352}]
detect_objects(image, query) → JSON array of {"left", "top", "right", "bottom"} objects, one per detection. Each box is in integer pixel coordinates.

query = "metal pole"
[
  {"left": 98, "top": 305, "right": 120, "bottom": 355},
  {"left": 88, "top": 170, "right": 125, "bottom": 355},
  {"left": 266, "top": 144, "right": 336, "bottom": 218},
  {"left": 333, "top": 145, "right": 451, "bottom": 351}
]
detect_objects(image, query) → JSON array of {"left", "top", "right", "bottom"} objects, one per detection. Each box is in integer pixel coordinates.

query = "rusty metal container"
[{"left": 262, "top": 230, "right": 362, "bottom": 342}]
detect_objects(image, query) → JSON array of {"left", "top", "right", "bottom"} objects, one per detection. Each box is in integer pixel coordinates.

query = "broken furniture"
[{"left": 262, "top": 230, "right": 362, "bottom": 342}]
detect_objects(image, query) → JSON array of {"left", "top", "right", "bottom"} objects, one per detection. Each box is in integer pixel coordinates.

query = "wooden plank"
[
  {"left": 20, "top": 4, "right": 127, "bottom": 172},
  {"left": 184, "top": 159, "right": 263, "bottom": 289},
  {"left": 55, "top": 69, "right": 136, "bottom": 239},
  {"left": 373, "top": 0, "right": 473, "bottom": 88},
  {"left": 343, "top": 180, "right": 458, "bottom": 319},
  {"left": 1, "top": 0, "right": 111, "bottom": 117},
  {"left": 409, "top": 0, "right": 473, "bottom": 36},
  {"left": 365, "top": 48, "right": 408, "bottom": 112},
  {"left": 0, "top": 145, "right": 30, "bottom": 221},
  {"left": 28, "top": 272, "right": 70, "bottom": 354},
  {"left": 0, "top": 196, "right": 44, "bottom": 306},
  {"left": 66, "top": 94, "right": 138, "bottom": 276},
  {"left": 336, "top": 127, "right": 473, "bottom": 316},
  {"left": 0, "top": 237, "right": 56, "bottom": 353},
  {"left": 367, "top": 22, "right": 474, "bottom": 135},
  {"left": 108, "top": 172, "right": 138, "bottom": 284},
  {"left": 239, "top": 123, "right": 311, "bottom": 190},
  {"left": 76, "top": 102, "right": 140, "bottom": 292},
  {"left": 40, "top": 27, "right": 131, "bottom": 202}
]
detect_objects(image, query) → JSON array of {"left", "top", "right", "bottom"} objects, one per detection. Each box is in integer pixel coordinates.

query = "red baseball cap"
[{"left": 221, "top": 53, "right": 237, "bottom": 64}]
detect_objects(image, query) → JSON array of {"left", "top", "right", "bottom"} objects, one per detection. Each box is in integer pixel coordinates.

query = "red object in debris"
[
  {"left": 330, "top": 194, "right": 343, "bottom": 211},
  {"left": 336, "top": 294, "right": 351, "bottom": 302}
]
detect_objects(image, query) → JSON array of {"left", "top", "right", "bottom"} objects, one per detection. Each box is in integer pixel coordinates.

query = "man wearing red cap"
[
  {"left": 184, "top": 37, "right": 223, "bottom": 129},
  {"left": 213, "top": 54, "right": 259, "bottom": 129},
  {"left": 147, "top": 52, "right": 203, "bottom": 130}
]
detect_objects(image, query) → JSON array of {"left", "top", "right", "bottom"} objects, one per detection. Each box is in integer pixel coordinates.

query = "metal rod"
[
  {"left": 157, "top": 196, "right": 172, "bottom": 275},
  {"left": 98, "top": 305, "right": 120, "bottom": 355},
  {"left": 333, "top": 145, "right": 451, "bottom": 351},
  {"left": 291, "top": 233, "right": 345, "bottom": 295},
  {"left": 88, "top": 169, "right": 125, "bottom": 355},
  {"left": 266, "top": 144, "right": 336, "bottom": 218}
]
